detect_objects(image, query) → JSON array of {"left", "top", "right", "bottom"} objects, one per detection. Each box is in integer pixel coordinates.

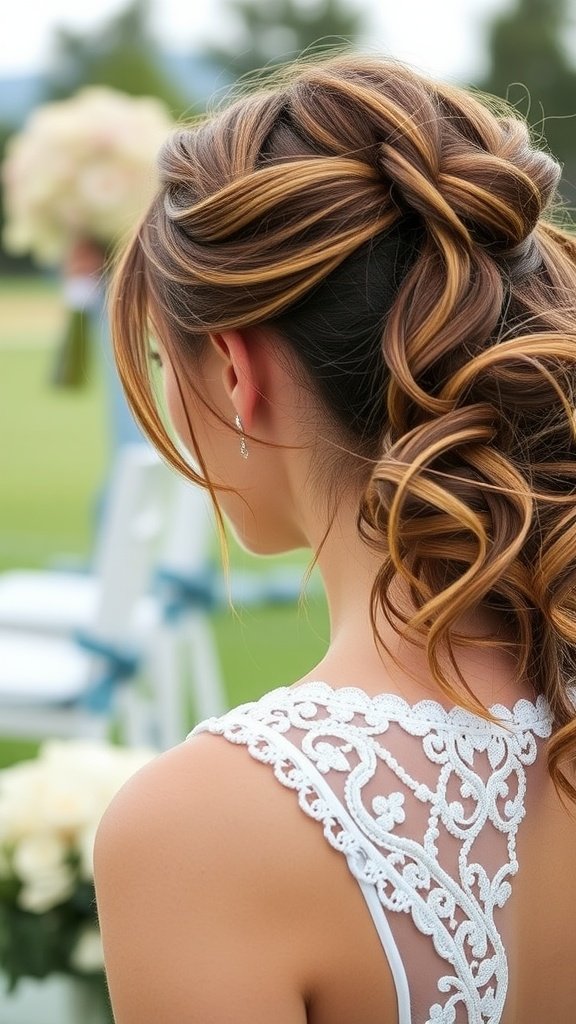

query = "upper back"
[{"left": 191, "top": 680, "right": 576, "bottom": 1024}]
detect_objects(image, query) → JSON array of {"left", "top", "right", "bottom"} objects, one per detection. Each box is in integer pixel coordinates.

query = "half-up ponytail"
[{"left": 110, "top": 53, "right": 576, "bottom": 803}]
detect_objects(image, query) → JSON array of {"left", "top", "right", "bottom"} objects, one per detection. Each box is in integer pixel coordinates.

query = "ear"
[{"left": 208, "top": 329, "right": 260, "bottom": 429}]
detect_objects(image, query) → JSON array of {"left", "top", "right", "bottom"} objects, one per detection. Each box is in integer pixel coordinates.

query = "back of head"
[{"left": 111, "top": 53, "right": 576, "bottom": 804}]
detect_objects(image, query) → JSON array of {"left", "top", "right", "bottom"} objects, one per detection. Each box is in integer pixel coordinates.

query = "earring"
[{"left": 235, "top": 414, "right": 249, "bottom": 459}]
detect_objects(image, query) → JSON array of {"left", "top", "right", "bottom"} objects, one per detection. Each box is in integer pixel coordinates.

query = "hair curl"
[{"left": 110, "top": 54, "right": 576, "bottom": 805}]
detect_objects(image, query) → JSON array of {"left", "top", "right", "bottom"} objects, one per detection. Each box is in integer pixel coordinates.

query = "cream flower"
[
  {"left": 0, "top": 741, "right": 155, "bottom": 857},
  {"left": 77, "top": 823, "right": 99, "bottom": 882},
  {"left": 12, "top": 832, "right": 68, "bottom": 880},
  {"left": 70, "top": 924, "right": 105, "bottom": 972},
  {"left": 1, "top": 85, "right": 173, "bottom": 266},
  {"left": 18, "top": 865, "right": 76, "bottom": 913}
]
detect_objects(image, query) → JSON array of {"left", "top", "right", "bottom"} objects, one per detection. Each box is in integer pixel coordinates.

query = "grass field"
[{"left": 0, "top": 275, "right": 329, "bottom": 766}]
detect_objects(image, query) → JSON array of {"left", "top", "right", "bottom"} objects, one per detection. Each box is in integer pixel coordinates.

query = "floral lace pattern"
[{"left": 189, "top": 682, "right": 553, "bottom": 1024}]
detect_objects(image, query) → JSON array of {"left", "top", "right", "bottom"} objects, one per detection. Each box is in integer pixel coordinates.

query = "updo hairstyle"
[{"left": 110, "top": 56, "right": 576, "bottom": 803}]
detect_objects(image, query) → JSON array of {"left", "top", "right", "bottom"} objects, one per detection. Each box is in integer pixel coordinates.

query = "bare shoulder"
[
  {"left": 95, "top": 732, "right": 247, "bottom": 839},
  {"left": 93, "top": 731, "right": 315, "bottom": 1023},
  {"left": 95, "top": 730, "right": 307, "bottom": 877}
]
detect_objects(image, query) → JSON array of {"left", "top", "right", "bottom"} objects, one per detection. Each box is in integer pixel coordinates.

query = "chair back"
[
  {"left": 91, "top": 445, "right": 175, "bottom": 639},
  {"left": 160, "top": 479, "right": 215, "bottom": 574}
]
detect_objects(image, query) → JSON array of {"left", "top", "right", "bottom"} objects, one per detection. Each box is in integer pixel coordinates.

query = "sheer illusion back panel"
[{"left": 190, "top": 682, "right": 576, "bottom": 1024}]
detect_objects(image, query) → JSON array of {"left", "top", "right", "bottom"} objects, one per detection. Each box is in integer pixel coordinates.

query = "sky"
[{"left": 2, "top": 0, "right": 510, "bottom": 83}]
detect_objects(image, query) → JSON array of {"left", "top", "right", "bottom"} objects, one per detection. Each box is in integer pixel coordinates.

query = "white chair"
[
  {"left": 0, "top": 444, "right": 313, "bottom": 748},
  {"left": 147, "top": 483, "right": 228, "bottom": 748},
  {"left": 0, "top": 449, "right": 230, "bottom": 748},
  {"left": 0, "top": 450, "right": 162, "bottom": 636},
  {"left": 147, "top": 481, "right": 317, "bottom": 747},
  {"left": 0, "top": 446, "right": 175, "bottom": 744}
]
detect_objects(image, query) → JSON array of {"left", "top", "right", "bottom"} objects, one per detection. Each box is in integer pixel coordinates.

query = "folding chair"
[
  {"left": 0, "top": 446, "right": 174, "bottom": 744},
  {"left": 148, "top": 481, "right": 228, "bottom": 748}
]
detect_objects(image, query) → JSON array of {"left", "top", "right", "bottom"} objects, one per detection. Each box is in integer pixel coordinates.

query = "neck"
[{"left": 298, "top": 485, "right": 525, "bottom": 707}]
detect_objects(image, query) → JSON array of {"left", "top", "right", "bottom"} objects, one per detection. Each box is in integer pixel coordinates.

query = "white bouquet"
[
  {"left": 1, "top": 85, "right": 173, "bottom": 266},
  {"left": 0, "top": 739, "right": 156, "bottom": 994}
]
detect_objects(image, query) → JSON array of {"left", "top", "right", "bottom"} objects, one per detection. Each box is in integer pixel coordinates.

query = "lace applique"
[{"left": 190, "top": 682, "right": 553, "bottom": 1024}]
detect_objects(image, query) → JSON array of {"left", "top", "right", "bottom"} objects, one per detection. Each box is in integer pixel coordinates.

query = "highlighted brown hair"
[{"left": 110, "top": 55, "right": 576, "bottom": 804}]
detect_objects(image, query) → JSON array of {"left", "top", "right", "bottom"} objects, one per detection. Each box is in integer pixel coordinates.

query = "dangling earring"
[{"left": 235, "top": 414, "right": 249, "bottom": 459}]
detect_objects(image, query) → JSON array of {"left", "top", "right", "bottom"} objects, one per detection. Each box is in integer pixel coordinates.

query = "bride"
[{"left": 94, "top": 54, "right": 576, "bottom": 1023}]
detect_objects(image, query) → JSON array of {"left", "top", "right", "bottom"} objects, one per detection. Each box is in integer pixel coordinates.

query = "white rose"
[
  {"left": 0, "top": 768, "right": 48, "bottom": 842},
  {"left": 1, "top": 85, "right": 172, "bottom": 266},
  {"left": 0, "top": 743, "right": 156, "bottom": 853},
  {"left": 70, "top": 924, "right": 105, "bottom": 973},
  {"left": 39, "top": 774, "right": 100, "bottom": 835},
  {"left": 12, "top": 832, "right": 69, "bottom": 880},
  {"left": 77, "top": 823, "right": 98, "bottom": 881},
  {"left": 2, "top": 217, "right": 34, "bottom": 254},
  {"left": 18, "top": 865, "right": 75, "bottom": 913}
]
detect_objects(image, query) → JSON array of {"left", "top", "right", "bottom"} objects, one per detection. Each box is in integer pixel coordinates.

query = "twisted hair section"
[{"left": 110, "top": 54, "right": 576, "bottom": 804}]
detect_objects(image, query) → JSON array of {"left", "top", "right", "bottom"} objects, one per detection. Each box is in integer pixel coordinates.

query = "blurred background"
[{"left": 0, "top": 0, "right": 575, "bottom": 1018}]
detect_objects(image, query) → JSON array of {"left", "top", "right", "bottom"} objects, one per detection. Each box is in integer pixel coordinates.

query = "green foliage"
[
  {"left": 206, "top": 0, "right": 366, "bottom": 83},
  {"left": 479, "top": 0, "right": 576, "bottom": 200},
  {"left": 0, "top": 739, "right": 40, "bottom": 771},
  {"left": 0, "top": 890, "right": 100, "bottom": 993},
  {"left": 44, "top": 0, "right": 189, "bottom": 117}
]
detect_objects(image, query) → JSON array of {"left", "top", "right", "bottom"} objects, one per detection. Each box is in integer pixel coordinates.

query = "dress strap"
[{"left": 192, "top": 710, "right": 412, "bottom": 1024}]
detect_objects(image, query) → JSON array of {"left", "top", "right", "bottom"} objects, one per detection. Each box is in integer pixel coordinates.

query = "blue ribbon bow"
[{"left": 74, "top": 630, "right": 140, "bottom": 713}]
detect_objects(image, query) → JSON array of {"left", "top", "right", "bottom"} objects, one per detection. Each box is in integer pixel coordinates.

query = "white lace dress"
[{"left": 188, "top": 681, "right": 553, "bottom": 1024}]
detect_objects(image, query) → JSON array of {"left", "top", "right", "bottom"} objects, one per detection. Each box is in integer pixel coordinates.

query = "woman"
[{"left": 94, "top": 55, "right": 576, "bottom": 1023}]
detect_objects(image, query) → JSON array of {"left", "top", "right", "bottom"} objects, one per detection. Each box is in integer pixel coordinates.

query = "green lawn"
[
  {"left": 1, "top": 273, "right": 106, "bottom": 568},
  {"left": 0, "top": 276, "right": 329, "bottom": 766},
  {"left": 0, "top": 345, "right": 107, "bottom": 568}
]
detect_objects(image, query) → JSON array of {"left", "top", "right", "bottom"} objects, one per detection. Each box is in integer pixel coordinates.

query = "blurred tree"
[
  {"left": 205, "top": 0, "right": 366, "bottom": 83},
  {"left": 44, "top": 0, "right": 189, "bottom": 116},
  {"left": 479, "top": 0, "right": 576, "bottom": 200}
]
